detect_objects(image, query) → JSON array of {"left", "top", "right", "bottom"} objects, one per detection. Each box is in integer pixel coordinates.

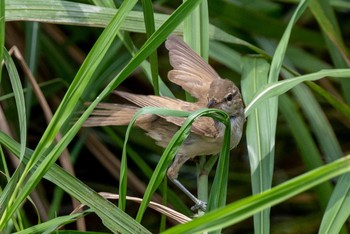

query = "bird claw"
[{"left": 191, "top": 200, "right": 207, "bottom": 212}]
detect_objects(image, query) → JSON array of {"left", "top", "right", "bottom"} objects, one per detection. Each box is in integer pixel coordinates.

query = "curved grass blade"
[
  {"left": 119, "top": 107, "right": 189, "bottom": 212},
  {"left": 245, "top": 69, "right": 350, "bottom": 117},
  {"left": 163, "top": 154, "right": 350, "bottom": 234},
  {"left": 207, "top": 111, "right": 231, "bottom": 211},
  {"left": 125, "top": 108, "right": 230, "bottom": 222},
  {"left": 103, "top": 127, "right": 191, "bottom": 216}
]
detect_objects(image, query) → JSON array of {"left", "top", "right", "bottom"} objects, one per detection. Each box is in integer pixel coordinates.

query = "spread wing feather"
[
  {"left": 85, "top": 36, "right": 223, "bottom": 138},
  {"left": 114, "top": 91, "right": 219, "bottom": 138},
  {"left": 165, "top": 35, "right": 219, "bottom": 101}
]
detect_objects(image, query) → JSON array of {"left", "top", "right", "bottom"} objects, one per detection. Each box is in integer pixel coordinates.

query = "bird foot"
[{"left": 191, "top": 200, "right": 207, "bottom": 212}]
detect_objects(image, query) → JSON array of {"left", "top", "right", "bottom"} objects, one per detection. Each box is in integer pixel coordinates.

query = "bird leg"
[{"left": 167, "top": 154, "right": 207, "bottom": 212}]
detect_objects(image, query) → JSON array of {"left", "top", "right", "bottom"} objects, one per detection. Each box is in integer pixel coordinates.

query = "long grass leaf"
[
  {"left": 0, "top": 0, "right": 138, "bottom": 228},
  {"left": 24, "top": 22, "right": 40, "bottom": 122},
  {"left": 207, "top": 112, "right": 231, "bottom": 211},
  {"left": 14, "top": 211, "right": 88, "bottom": 234},
  {"left": 3, "top": 49, "right": 26, "bottom": 160},
  {"left": 91, "top": 0, "right": 116, "bottom": 8},
  {"left": 245, "top": 69, "right": 350, "bottom": 117},
  {"left": 279, "top": 94, "right": 332, "bottom": 209},
  {"left": 163, "top": 154, "right": 350, "bottom": 234},
  {"left": 118, "top": 32, "right": 174, "bottom": 98},
  {"left": 309, "top": 0, "right": 350, "bottom": 103},
  {"left": 244, "top": 3, "right": 313, "bottom": 232},
  {"left": 209, "top": 41, "right": 241, "bottom": 73},
  {"left": 128, "top": 108, "right": 230, "bottom": 222},
  {"left": 319, "top": 173, "right": 350, "bottom": 234},
  {"left": 141, "top": 0, "right": 159, "bottom": 95},
  {"left": 6, "top": 0, "right": 265, "bottom": 56},
  {"left": 122, "top": 107, "right": 189, "bottom": 215},
  {"left": 241, "top": 56, "right": 271, "bottom": 233},
  {"left": 0, "top": 0, "right": 4, "bottom": 82},
  {"left": 103, "top": 127, "right": 191, "bottom": 216},
  {"left": 0, "top": 132, "right": 151, "bottom": 233}
]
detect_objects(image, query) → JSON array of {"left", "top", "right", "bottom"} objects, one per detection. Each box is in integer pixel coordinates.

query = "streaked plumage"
[{"left": 84, "top": 35, "right": 245, "bottom": 211}]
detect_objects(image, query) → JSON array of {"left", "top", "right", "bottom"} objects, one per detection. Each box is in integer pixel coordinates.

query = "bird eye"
[{"left": 226, "top": 93, "right": 234, "bottom": 102}]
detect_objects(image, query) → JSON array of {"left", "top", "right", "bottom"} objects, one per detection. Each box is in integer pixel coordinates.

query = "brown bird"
[{"left": 84, "top": 35, "right": 245, "bottom": 211}]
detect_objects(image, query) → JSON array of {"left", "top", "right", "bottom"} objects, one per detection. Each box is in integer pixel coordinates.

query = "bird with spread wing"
[{"left": 84, "top": 35, "right": 245, "bottom": 211}]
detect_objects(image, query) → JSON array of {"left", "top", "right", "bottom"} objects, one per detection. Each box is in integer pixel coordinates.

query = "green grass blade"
[
  {"left": 102, "top": 127, "right": 191, "bottom": 216},
  {"left": 14, "top": 211, "right": 88, "bottom": 234},
  {"left": 245, "top": 69, "right": 350, "bottom": 117},
  {"left": 306, "top": 81, "right": 350, "bottom": 119},
  {"left": 183, "top": 0, "right": 208, "bottom": 103},
  {"left": 127, "top": 108, "right": 229, "bottom": 222},
  {"left": 242, "top": 3, "right": 311, "bottom": 232},
  {"left": 24, "top": 22, "right": 40, "bottom": 122},
  {"left": 118, "top": 33, "right": 174, "bottom": 98},
  {"left": 279, "top": 94, "right": 332, "bottom": 209},
  {"left": 0, "top": 131, "right": 151, "bottom": 233},
  {"left": 319, "top": 173, "right": 350, "bottom": 234},
  {"left": 0, "top": 0, "right": 4, "bottom": 82},
  {"left": 286, "top": 46, "right": 332, "bottom": 72},
  {"left": 3, "top": 49, "right": 26, "bottom": 160},
  {"left": 291, "top": 84, "right": 343, "bottom": 163},
  {"left": 268, "top": 0, "right": 309, "bottom": 83},
  {"left": 121, "top": 107, "right": 189, "bottom": 215},
  {"left": 183, "top": 0, "right": 209, "bottom": 60},
  {"left": 209, "top": 41, "right": 242, "bottom": 73},
  {"left": 289, "top": 81, "right": 348, "bottom": 234},
  {"left": 241, "top": 56, "right": 271, "bottom": 233},
  {"left": 296, "top": 5, "right": 350, "bottom": 222},
  {"left": 102, "top": 0, "right": 203, "bottom": 94},
  {"left": 309, "top": 0, "right": 350, "bottom": 103},
  {"left": 141, "top": 0, "right": 159, "bottom": 95},
  {"left": 207, "top": 112, "right": 231, "bottom": 211},
  {"left": 91, "top": 0, "right": 116, "bottom": 8},
  {"left": 163, "top": 154, "right": 350, "bottom": 234},
  {"left": 6, "top": 0, "right": 265, "bottom": 55}
]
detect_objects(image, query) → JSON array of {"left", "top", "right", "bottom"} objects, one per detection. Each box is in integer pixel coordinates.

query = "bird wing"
[
  {"left": 114, "top": 90, "right": 219, "bottom": 138},
  {"left": 165, "top": 35, "right": 220, "bottom": 102}
]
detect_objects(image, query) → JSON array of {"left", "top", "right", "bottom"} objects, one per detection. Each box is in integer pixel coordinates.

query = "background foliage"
[{"left": 1, "top": 0, "right": 350, "bottom": 233}]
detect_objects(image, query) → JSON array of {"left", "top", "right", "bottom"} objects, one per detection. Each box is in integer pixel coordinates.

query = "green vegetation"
[{"left": 1, "top": 0, "right": 350, "bottom": 233}]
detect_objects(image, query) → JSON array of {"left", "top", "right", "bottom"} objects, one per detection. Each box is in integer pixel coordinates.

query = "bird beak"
[{"left": 207, "top": 99, "right": 216, "bottom": 108}]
